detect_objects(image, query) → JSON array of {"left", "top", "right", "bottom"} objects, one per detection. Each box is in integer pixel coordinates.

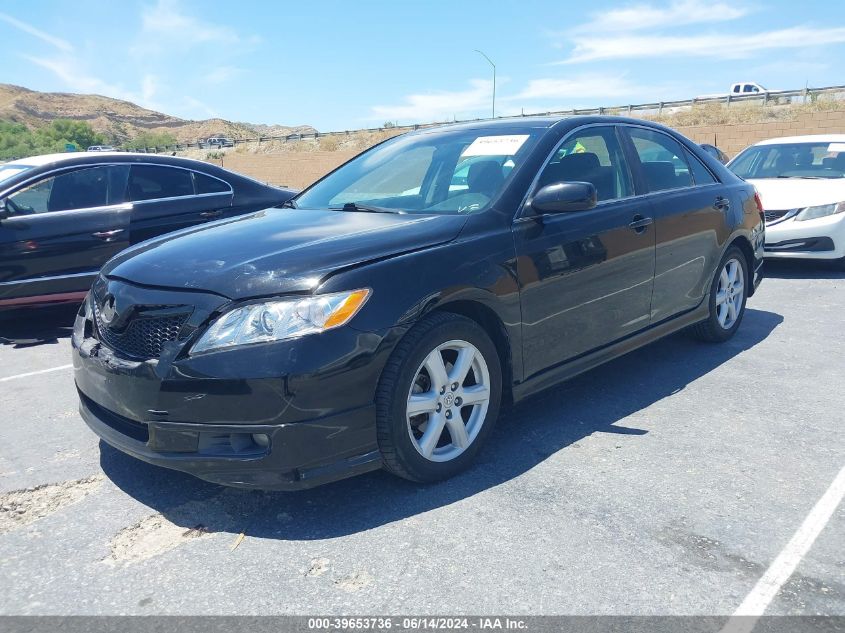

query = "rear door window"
[
  {"left": 627, "top": 128, "right": 694, "bottom": 193},
  {"left": 107, "top": 165, "right": 130, "bottom": 204},
  {"left": 684, "top": 149, "right": 717, "bottom": 185},
  {"left": 128, "top": 165, "right": 194, "bottom": 201},
  {"left": 193, "top": 171, "right": 231, "bottom": 194}
]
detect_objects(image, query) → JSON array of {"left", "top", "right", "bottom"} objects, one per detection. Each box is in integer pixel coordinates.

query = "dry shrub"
[{"left": 645, "top": 96, "right": 845, "bottom": 128}]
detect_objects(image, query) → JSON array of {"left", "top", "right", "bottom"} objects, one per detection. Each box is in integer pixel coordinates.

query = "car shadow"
[
  {"left": 762, "top": 259, "right": 845, "bottom": 279},
  {"left": 0, "top": 305, "right": 78, "bottom": 347},
  {"left": 99, "top": 308, "right": 784, "bottom": 541}
]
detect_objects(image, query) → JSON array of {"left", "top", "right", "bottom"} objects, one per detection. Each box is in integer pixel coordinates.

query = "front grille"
[
  {"left": 764, "top": 209, "right": 794, "bottom": 224},
  {"left": 93, "top": 300, "right": 189, "bottom": 360}
]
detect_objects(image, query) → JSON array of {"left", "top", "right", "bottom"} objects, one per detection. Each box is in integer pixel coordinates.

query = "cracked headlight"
[
  {"left": 795, "top": 201, "right": 845, "bottom": 221},
  {"left": 192, "top": 289, "right": 371, "bottom": 353}
]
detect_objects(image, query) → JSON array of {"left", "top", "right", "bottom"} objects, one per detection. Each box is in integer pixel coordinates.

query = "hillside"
[{"left": 0, "top": 84, "right": 315, "bottom": 144}]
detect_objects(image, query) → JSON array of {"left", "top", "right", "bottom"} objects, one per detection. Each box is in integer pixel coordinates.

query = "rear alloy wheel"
[
  {"left": 715, "top": 258, "right": 745, "bottom": 330},
  {"left": 690, "top": 246, "right": 749, "bottom": 342},
  {"left": 376, "top": 313, "right": 501, "bottom": 483}
]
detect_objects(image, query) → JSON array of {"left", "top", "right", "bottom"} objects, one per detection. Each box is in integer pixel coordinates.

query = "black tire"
[
  {"left": 375, "top": 312, "right": 502, "bottom": 483},
  {"left": 689, "top": 246, "right": 749, "bottom": 343}
]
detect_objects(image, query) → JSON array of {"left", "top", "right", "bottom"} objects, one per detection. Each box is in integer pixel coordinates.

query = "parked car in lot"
[
  {"left": 73, "top": 117, "right": 764, "bottom": 490},
  {"left": 700, "top": 143, "right": 729, "bottom": 164},
  {"left": 0, "top": 152, "right": 294, "bottom": 309},
  {"left": 728, "top": 134, "right": 845, "bottom": 266}
]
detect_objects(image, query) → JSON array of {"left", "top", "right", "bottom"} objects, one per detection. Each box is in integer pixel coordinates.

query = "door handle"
[
  {"left": 628, "top": 215, "right": 653, "bottom": 233},
  {"left": 92, "top": 229, "right": 124, "bottom": 240},
  {"left": 199, "top": 209, "right": 223, "bottom": 219},
  {"left": 714, "top": 196, "right": 731, "bottom": 211}
]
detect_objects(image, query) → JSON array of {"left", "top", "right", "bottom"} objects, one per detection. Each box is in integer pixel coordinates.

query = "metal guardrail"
[{"left": 14, "top": 84, "right": 844, "bottom": 158}]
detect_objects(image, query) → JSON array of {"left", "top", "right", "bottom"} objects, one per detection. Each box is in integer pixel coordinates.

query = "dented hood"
[{"left": 103, "top": 208, "right": 467, "bottom": 299}]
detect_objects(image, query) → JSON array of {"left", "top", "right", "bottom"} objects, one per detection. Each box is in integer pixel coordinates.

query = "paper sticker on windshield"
[
  {"left": 462, "top": 135, "right": 529, "bottom": 157},
  {"left": 828, "top": 143, "right": 845, "bottom": 153}
]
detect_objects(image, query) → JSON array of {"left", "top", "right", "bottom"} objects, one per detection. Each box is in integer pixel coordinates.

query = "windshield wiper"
[
  {"left": 776, "top": 175, "right": 825, "bottom": 180},
  {"left": 331, "top": 202, "right": 404, "bottom": 214}
]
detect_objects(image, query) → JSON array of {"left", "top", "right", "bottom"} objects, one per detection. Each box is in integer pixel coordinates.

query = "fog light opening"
[{"left": 252, "top": 433, "right": 270, "bottom": 448}]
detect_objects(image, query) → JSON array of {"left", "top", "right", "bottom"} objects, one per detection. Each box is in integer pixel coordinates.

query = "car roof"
[
  {"left": 409, "top": 114, "right": 675, "bottom": 135},
  {"left": 3, "top": 152, "right": 139, "bottom": 167},
  {"left": 414, "top": 116, "right": 565, "bottom": 133},
  {"left": 753, "top": 134, "right": 845, "bottom": 145},
  {"left": 2, "top": 152, "right": 219, "bottom": 171}
]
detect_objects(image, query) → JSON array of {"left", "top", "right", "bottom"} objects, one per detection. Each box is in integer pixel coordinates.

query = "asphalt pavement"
[{"left": 0, "top": 261, "right": 842, "bottom": 616}]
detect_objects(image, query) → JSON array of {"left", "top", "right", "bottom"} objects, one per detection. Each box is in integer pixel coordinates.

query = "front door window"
[{"left": 5, "top": 166, "right": 113, "bottom": 215}]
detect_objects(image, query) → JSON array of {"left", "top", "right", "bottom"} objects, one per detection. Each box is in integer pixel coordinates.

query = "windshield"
[
  {"left": 0, "top": 164, "right": 34, "bottom": 185},
  {"left": 295, "top": 128, "right": 540, "bottom": 214},
  {"left": 729, "top": 142, "right": 845, "bottom": 179}
]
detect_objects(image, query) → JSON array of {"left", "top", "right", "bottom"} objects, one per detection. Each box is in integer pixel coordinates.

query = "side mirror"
[
  {"left": 530, "top": 182, "right": 597, "bottom": 214},
  {"left": 0, "top": 199, "right": 10, "bottom": 221}
]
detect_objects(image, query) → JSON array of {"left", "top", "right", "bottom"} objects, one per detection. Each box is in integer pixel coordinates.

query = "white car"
[{"left": 728, "top": 135, "right": 845, "bottom": 266}]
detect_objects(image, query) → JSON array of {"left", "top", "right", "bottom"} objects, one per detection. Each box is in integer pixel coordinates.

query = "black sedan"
[
  {"left": 73, "top": 117, "right": 765, "bottom": 490},
  {"left": 0, "top": 153, "right": 294, "bottom": 309}
]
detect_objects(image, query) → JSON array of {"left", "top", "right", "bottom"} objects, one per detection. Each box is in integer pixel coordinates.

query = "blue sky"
[{"left": 1, "top": 0, "right": 844, "bottom": 131}]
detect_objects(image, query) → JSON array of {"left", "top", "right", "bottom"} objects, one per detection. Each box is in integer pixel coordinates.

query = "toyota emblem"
[{"left": 100, "top": 295, "right": 117, "bottom": 325}]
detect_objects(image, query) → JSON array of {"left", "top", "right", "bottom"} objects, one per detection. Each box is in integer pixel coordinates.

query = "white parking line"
[
  {"left": 721, "top": 464, "right": 845, "bottom": 633},
  {"left": 0, "top": 364, "right": 73, "bottom": 383}
]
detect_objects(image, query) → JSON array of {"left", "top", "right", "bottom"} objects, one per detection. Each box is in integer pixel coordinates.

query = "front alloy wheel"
[
  {"left": 376, "top": 313, "right": 502, "bottom": 483},
  {"left": 406, "top": 340, "right": 491, "bottom": 462}
]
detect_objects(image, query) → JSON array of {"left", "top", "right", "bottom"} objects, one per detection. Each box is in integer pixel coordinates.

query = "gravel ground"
[{"left": 0, "top": 260, "right": 842, "bottom": 616}]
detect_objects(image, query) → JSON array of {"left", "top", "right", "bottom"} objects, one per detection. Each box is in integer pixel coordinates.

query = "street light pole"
[{"left": 474, "top": 49, "right": 496, "bottom": 119}]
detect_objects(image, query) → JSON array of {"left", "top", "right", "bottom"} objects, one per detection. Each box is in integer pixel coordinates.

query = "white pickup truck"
[{"left": 697, "top": 82, "right": 779, "bottom": 100}]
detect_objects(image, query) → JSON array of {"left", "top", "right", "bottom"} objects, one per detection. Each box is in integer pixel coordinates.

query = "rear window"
[{"left": 128, "top": 165, "right": 194, "bottom": 201}]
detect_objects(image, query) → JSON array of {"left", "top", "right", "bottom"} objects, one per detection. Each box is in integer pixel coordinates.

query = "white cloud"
[
  {"left": 371, "top": 79, "right": 495, "bottom": 123},
  {"left": 570, "top": 0, "right": 749, "bottom": 33},
  {"left": 178, "top": 96, "right": 219, "bottom": 119},
  {"left": 558, "top": 26, "right": 845, "bottom": 64},
  {"left": 20, "top": 55, "right": 169, "bottom": 114},
  {"left": 133, "top": 0, "right": 257, "bottom": 56},
  {"left": 140, "top": 0, "right": 237, "bottom": 42},
  {"left": 0, "top": 12, "right": 74, "bottom": 52},
  {"left": 508, "top": 75, "right": 647, "bottom": 102},
  {"left": 369, "top": 74, "right": 664, "bottom": 124},
  {"left": 140, "top": 74, "right": 160, "bottom": 106},
  {"left": 21, "top": 54, "right": 129, "bottom": 98},
  {"left": 203, "top": 65, "right": 243, "bottom": 84}
]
